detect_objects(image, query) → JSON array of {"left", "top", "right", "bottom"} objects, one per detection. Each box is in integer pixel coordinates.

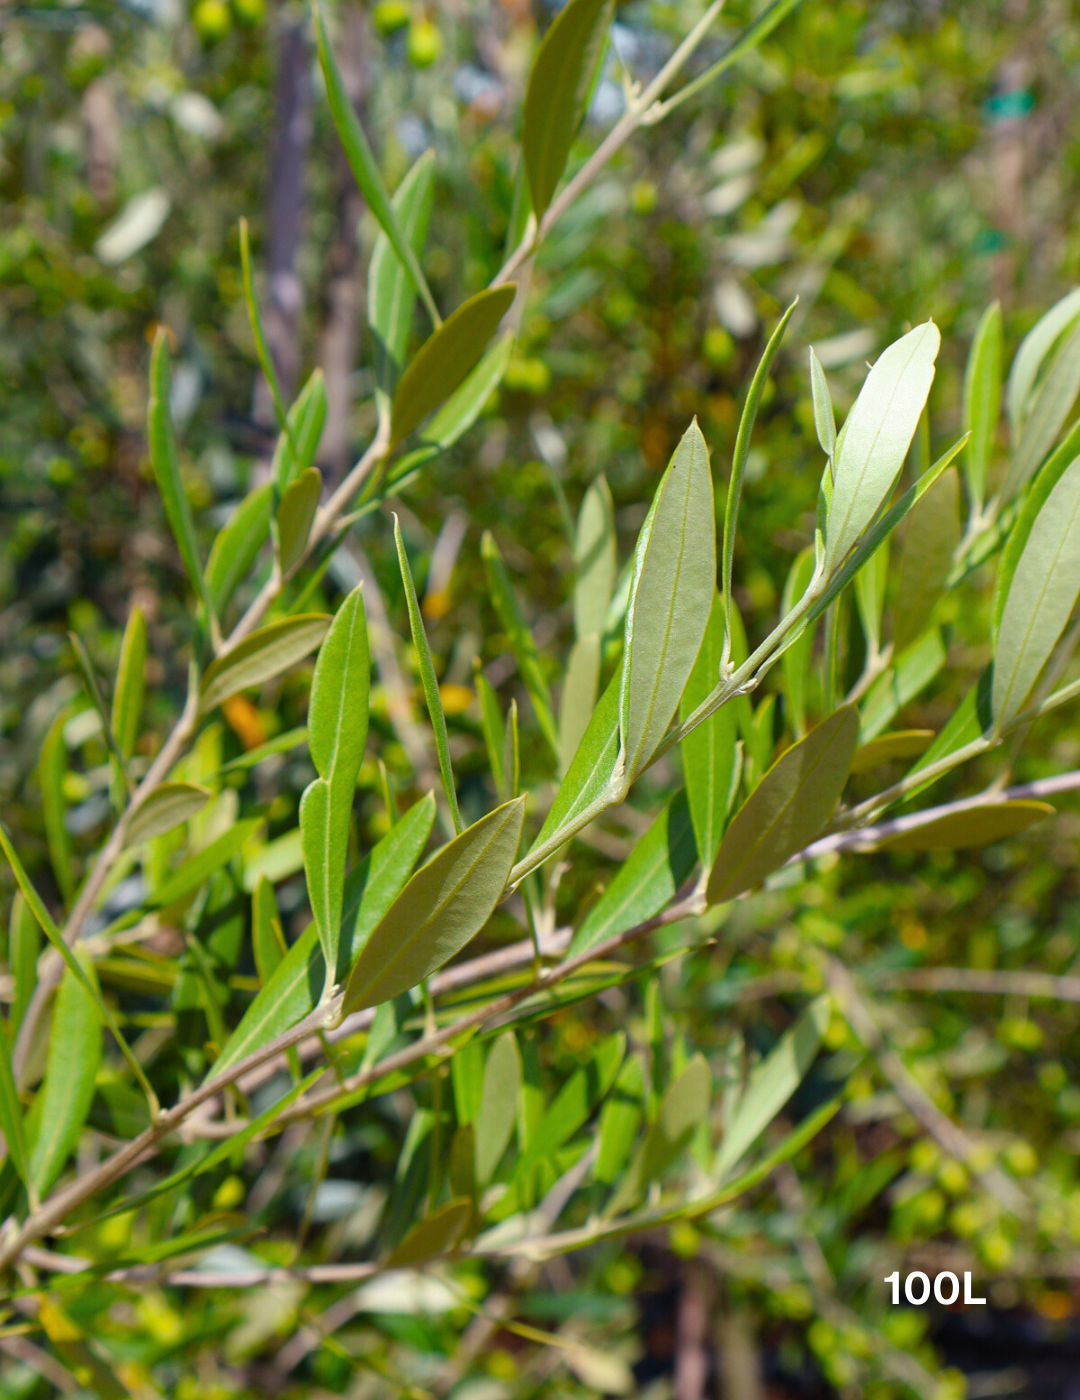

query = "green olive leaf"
[
  {"left": 961, "top": 300, "right": 1003, "bottom": 508},
  {"left": 271, "top": 369, "right": 328, "bottom": 495},
  {"left": 251, "top": 875, "right": 287, "bottom": 987},
  {"left": 522, "top": 0, "right": 614, "bottom": 220},
  {"left": 513, "top": 1032, "right": 625, "bottom": 1184},
  {"left": 531, "top": 662, "right": 622, "bottom": 853},
  {"left": 809, "top": 345, "right": 836, "bottom": 460},
  {"left": 594, "top": 1053, "right": 645, "bottom": 1187},
  {"left": 9, "top": 892, "right": 39, "bottom": 1037},
  {"left": 482, "top": 530, "right": 560, "bottom": 758},
  {"left": 475, "top": 1032, "right": 522, "bottom": 1186},
  {"left": 154, "top": 818, "right": 263, "bottom": 908},
  {"left": 892, "top": 467, "right": 959, "bottom": 653},
  {"left": 277, "top": 467, "right": 322, "bottom": 574},
  {"left": 391, "top": 286, "right": 515, "bottom": 447},
  {"left": 680, "top": 592, "right": 739, "bottom": 864},
  {"left": 206, "top": 483, "right": 274, "bottom": 615},
  {"left": 1006, "top": 285, "right": 1080, "bottom": 441},
  {"left": 874, "top": 799, "right": 1054, "bottom": 852},
  {"left": 1005, "top": 318, "right": 1080, "bottom": 498},
  {"left": 706, "top": 706, "right": 859, "bottom": 904},
  {"left": 112, "top": 605, "right": 147, "bottom": 764},
  {"left": 607, "top": 1053, "right": 711, "bottom": 1216},
  {"left": 622, "top": 419, "right": 715, "bottom": 780},
  {"left": 199, "top": 614, "right": 331, "bottom": 715},
  {"left": 211, "top": 794, "right": 435, "bottom": 1075},
  {"left": 343, "top": 796, "right": 525, "bottom": 1014},
  {"left": 125, "top": 783, "right": 210, "bottom": 846},
  {"left": 850, "top": 729, "right": 934, "bottom": 774},
  {"left": 993, "top": 455, "right": 1080, "bottom": 731},
  {"left": 568, "top": 790, "right": 696, "bottom": 957},
  {"left": 370, "top": 148, "right": 436, "bottom": 401},
  {"left": 574, "top": 473, "right": 617, "bottom": 641},
  {"left": 825, "top": 322, "right": 940, "bottom": 570},
  {"left": 0, "top": 1018, "right": 30, "bottom": 1198},
  {"left": 385, "top": 1198, "right": 473, "bottom": 1268},
  {"left": 38, "top": 708, "right": 74, "bottom": 908},
  {"left": 558, "top": 633, "right": 601, "bottom": 781}
]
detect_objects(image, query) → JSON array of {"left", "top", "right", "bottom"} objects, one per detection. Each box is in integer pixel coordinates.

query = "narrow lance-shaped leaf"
[
  {"left": 706, "top": 706, "right": 859, "bottom": 905},
  {"left": 301, "top": 585, "right": 370, "bottom": 984},
  {"left": 39, "top": 709, "right": 74, "bottom": 907},
  {"left": 992, "top": 455, "right": 1080, "bottom": 731},
  {"left": 892, "top": 467, "right": 960, "bottom": 653},
  {"left": 370, "top": 148, "right": 436, "bottom": 404},
  {"left": 574, "top": 473, "right": 616, "bottom": 640},
  {"left": 343, "top": 795, "right": 525, "bottom": 1013},
  {"left": 420, "top": 331, "right": 514, "bottom": 450},
  {"left": 212, "top": 794, "right": 435, "bottom": 1075},
  {"left": 125, "top": 783, "right": 209, "bottom": 846},
  {"left": 522, "top": 0, "right": 614, "bottom": 220},
  {"left": 271, "top": 369, "right": 327, "bottom": 495},
  {"left": 238, "top": 217, "right": 297, "bottom": 455},
  {"left": 277, "top": 468, "right": 321, "bottom": 574},
  {"left": 558, "top": 633, "right": 600, "bottom": 781},
  {"left": 395, "top": 517, "right": 461, "bottom": 832},
  {"left": 713, "top": 998, "right": 828, "bottom": 1179},
  {"left": 875, "top": 800, "right": 1054, "bottom": 852},
  {"left": 1006, "top": 286, "right": 1080, "bottom": 440},
  {"left": 530, "top": 663, "right": 621, "bottom": 855},
  {"left": 482, "top": 530, "right": 560, "bottom": 758},
  {"left": 69, "top": 632, "right": 127, "bottom": 782},
  {"left": 569, "top": 790, "right": 696, "bottom": 957},
  {"left": 251, "top": 875, "right": 287, "bottom": 987},
  {"left": 809, "top": 345, "right": 836, "bottom": 461},
  {"left": 199, "top": 614, "right": 331, "bottom": 715},
  {"left": 205, "top": 483, "right": 274, "bottom": 614},
  {"left": 154, "top": 818, "right": 263, "bottom": 907},
  {"left": 112, "top": 605, "right": 146, "bottom": 764},
  {"left": 680, "top": 593, "right": 739, "bottom": 862},
  {"left": 780, "top": 550, "right": 818, "bottom": 741},
  {"left": 607, "top": 1053, "right": 711, "bottom": 1216},
  {"left": 850, "top": 728, "right": 934, "bottom": 774},
  {"left": 961, "top": 300, "right": 1003, "bottom": 509},
  {"left": 723, "top": 302, "right": 797, "bottom": 661},
  {"left": 475, "top": 1032, "right": 521, "bottom": 1185},
  {"left": 622, "top": 419, "right": 716, "bottom": 780},
  {"left": 513, "top": 1032, "right": 625, "bottom": 1183},
  {"left": 148, "top": 329, "right": 218, "bottom": 630},
  {"left": 0, "top": 1019, "right": 30, "bottom": 1199},
  {"left": 28, "top": 952, "right": 102, "bottom": 1197},
  {"left": 392, "top": 286, "right": 515, "bottom": 447},
  {"left": 853, "top": 536, "right": 889, "bottom": 661},
  {"left": 825, "top": 321, "right": 941, "bottom": 570},
  {"left": 594, "top": 1053, "right": 644, "bottom": 1187},
  {"left": 1005, "top": 318, "right": 1080, "bottom": 499},
  {"left": 386, "top": 1199, "right": 473, "bottom": 1268},
  {"left": 313, "top": 0, "right": 439, "bottom": 328},
  {"left": 9, "top": 892, "right": 39, "bottom": 1036},
  {"left": 474, "top": 663, "right": 507, "bottom": 800}
]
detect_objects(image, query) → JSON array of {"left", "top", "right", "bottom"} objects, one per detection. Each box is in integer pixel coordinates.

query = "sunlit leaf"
[
  {"left": 558, "top": 633, "right": 600, "bottom": 781},
  {"left": 277, "top": 467, "right": 321, "bottom": 574},
  {"left": 206, "top": 484, "right": 274, "bottom": 615},
  {"left": 680, "top": 594, "right": 739, "bottom": 863},
  {"left": 622, "top": 420, "right": 715, "bottom": 779},
  {"left": 961, "top": 300, "right": 1002, "bottom": 508},
  {"left": 574, "top": 473, "right": 616, "bottom": 641},
  {"left": 28, "top": 953, "right": 102, "bottom": 1196},
  {"left": 874, "top": 799, "right": 1054, "bottom": 851},
  {"left": 825, "top": 322, "right": 940, "bottom": 569},
  {"left": 370, "top": 148, "right": 436, "bottom": 399},
  {"left": 199, "top": 614, "right": 331, "bottom": 714},
  {"left": 809, "top": 345, "right": 836, "bottom": 460},
  {"left": 271, "top": 369, "right": 328, "bottom": 494},
  {"left": 707, "top": 706, "right": 858, "bottom": 904},
  {"left": 1006, "top": 318, "right": 1080, "bottom": 498},
  {"left": 532, "top": 663, "right": 622, "bottom": 854},
  {"left": 343, "top": 796, "right": 525, "bottom": 1013},
  {"left": 892, "top": 467, "right": 959, "bottom": 653},
  {"left": 125, "top": 783, "right": 209, "bottom": 846},
  {"left": 475, "top": 1032, "right": 521, "bottom": 1185},
  {"left": 1006, "top": 285, "right": 1080, "bottom": 440}
]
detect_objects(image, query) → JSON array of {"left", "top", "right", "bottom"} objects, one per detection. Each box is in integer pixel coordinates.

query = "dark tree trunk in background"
[
  {"left": 255, "top": 11, "right": 312, "bottom": 427},
  {"left": 318, "top": 3, "right": 368, "bottom": 483}
]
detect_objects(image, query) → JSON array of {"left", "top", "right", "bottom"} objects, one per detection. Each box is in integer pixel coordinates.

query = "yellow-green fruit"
[
  {"left": 979, "top": 1229, "right": 1013, "bottom": 1269},
  {"left": 232, "top": 0, "right": 265, "bottom": 26},
  {"left": 997, "top": 1017, "right": 1044, "bottom": 1051},
  {"left": 193, "top": 0, "right": 232, "bottom": 41},
  {"left": 407, "top": 18, "right": 442, "bottom": 68},
  {"left": 373, "top": 0, "right": 410, "bottom": 34}
]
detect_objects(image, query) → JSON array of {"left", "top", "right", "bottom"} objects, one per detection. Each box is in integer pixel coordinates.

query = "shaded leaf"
[
  {"left": 313, "top": 0, "right": 439, "bottom": 326},
  {"left": 877, "top": 799, "right": 1054, "bottom": 851},
  {"left": 825, "top": 322, "right": 940, "bottom": 569},
  {"left": 809, "top": 345, "right": 836, "bottom": 459},
  {"left": 9, "top": 892, "right": 39, "bottom": 1036},
  {"left": 125, "top": 783, "right": 209, "bottom": 846},
  {"left": 608, "top": 1053, "right": 711, "bottom": 1215},
  {"left": 892, "top": 468, "right": 959, "bottom": 653},
  {"left": 421, "top": 331, "right": 514, "bottom": 449},
  {"left": 594, "top": 1053, "right": 644, "bottom": 1187},
  {"left": 860, "top": 629, "right": 947, "bottom": 743},
  {"left": 559, "top": 633, "right": 601, "bottom": 781},
  {"left": 212, "top": 794, "right": 435, "bottom": 1074},
  {"left": 206, "top": 484, "right": 274, "bottom": 614},
  {"left": 713, "top": 999, "right": 827, "bottom": 1179},
  {"left": 475, "top": 1032, "right": 522, "bottom": 1185},
  {"left": 385, "top": 1198, "right": 472, "bottom": 1268},
  {"left": 574, "top": 473, "right": 617, "bottom": 640},
  {"left": 395, "top": 519, "right": 461, "bottom": 831},
  {"left": 961, "top": 300, "right": 1003, "bottom": 508},
  {"left": 39, "top": 708, "right": 74, "bottom": 907},
  {"left": 531, "top": 663, "right": 621, "bottom": 853},
  {"left": 155, "top": 818, "right": 262, "bottom": 907},
  {"left": 112, "top": 605, "right": 147, "bottom": 764},
  {"left": 781, "top": 549, "right": 820, "bottom": 739},
  {"left": 392, "top": 286, "right": 515, "bottom": 446},
  {"left": 482, "top": 530, "right": 560, "bottom": 758},
  {"left": 474, "top": 666, "right": 507, "bottom": 801},
  {"left": 148, "top": 330, "right": 216, "bottom": 625},
  {"left": 277, "top": 467, "right": 321, "bottom": 574},
  {"left": 514, "top": 1032, "right": 624, "bottom": 1181},
  {"left": 993, "top": 455, "right": 1080, "bottom": 730},
  {"left": 680, "top": 594, "right": 739, "bottom": 863},
  {"left": 271, "top": 369, "right": 327, "bottom": 494},
  {"left": 199, "top": 614, "right": 331, "bottom": 715},
  {"left": 343, "top": 796, "right": 525, "bottom": 1013},
  {"left": 622, "top": 420, "right": 715, "bottom": 779},
  {"left": 569, "top": 791, "right": 696, "bottom": 957},
  {"left": 252, "top": 875, "right": 287, "bottom": 987},
  {"left": 707, "top": 706, "right": 859, "bottom": 904},
  {"left": 0, "top": 1018, "right": 29, "bottom": 1196},
  {"left": 850, "top": 729, "right": 934, "bottom": 775},
  {"left": 522, "top": 0, "right": 613, "bottom": 219},
  {"left": 29, "top": 953, "right": 102, "bottom": 1196},
  {"left": 853, "top": 536, "right": 889, "bottom": 661}
]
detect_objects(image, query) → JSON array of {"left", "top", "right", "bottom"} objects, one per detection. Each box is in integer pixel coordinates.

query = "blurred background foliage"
[{"left": 5, "top": 0, "right": 1080, "bottom": 1396}]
